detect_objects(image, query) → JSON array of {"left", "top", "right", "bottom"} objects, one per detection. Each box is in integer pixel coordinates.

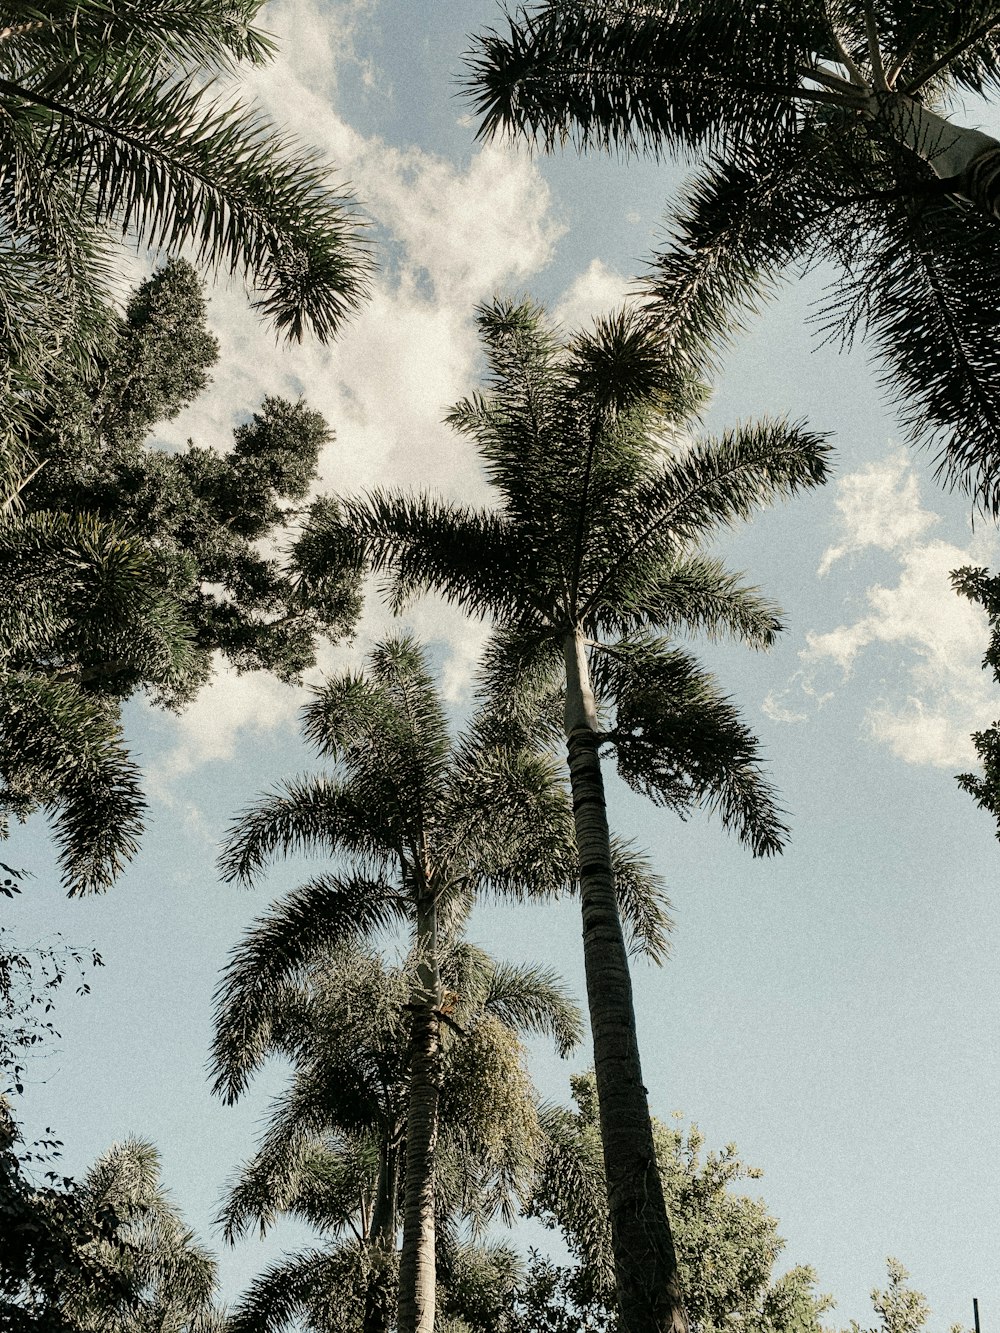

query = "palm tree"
[
  {"left": 0, "top": 0, "right": 370, "bottom": 458},
  {"left": 466, "top": 0, "right": 1000, "bottom": 512},
  {"left": 301, "top": 299, "right": 832, "bottom": 1333},
  {"left": 217, "top": 636, "right": 669, "bottom": 1333},
  {"left": 212, "top": 939, "right": 581, "bottom": 1333}
]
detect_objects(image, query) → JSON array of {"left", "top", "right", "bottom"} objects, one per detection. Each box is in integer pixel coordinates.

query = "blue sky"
[{"left": 6, "top": 0, "right": 1000, "bottom": 1325}]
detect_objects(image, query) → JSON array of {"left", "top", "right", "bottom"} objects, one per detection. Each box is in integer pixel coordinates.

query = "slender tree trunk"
[
  {"left": 563, "top": 630, "right": 688, "bottom": 1333},
  {"left": 397, "top": 893, "right": 441, "bottom": 1333},
  {"left": 363, "top": 1137, "right": 400, "bottom": 1333},
  {"left": 873, "top": 94, "right": 1000, "bottom": 217}
]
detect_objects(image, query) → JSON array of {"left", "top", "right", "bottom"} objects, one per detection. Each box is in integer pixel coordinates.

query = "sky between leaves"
[{"left": 5, "top": 0, "right": 1000, "bottom": 1325}]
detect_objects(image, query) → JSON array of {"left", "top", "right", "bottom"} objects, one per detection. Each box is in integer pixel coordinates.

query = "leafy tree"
[
  {"left": 952, "top": 564, "right": 1000, "bottom": 831},
  {"left": 850, "top": 1259, "right": 967, "bottom": 1333},
  {"left": 28, "top": 260, "right": 361, "bottom": 687},
  {"left": 466, "top": 0, "right": 1000, "bottom": 512},
  {"left": 0, "top": 1118, "right": 223, "bottom": 1333},
  {"left": 519, "top": 1072, "right": 832, "bottom": 1333},
  {"left": 213, "top": 940, "right": 579, "bottom": 1333},
  {"left": 303, "top": 298, "right": 831, "bottom": 1333},
  {"left": 0, "top": 0, "right": 370, "bottom": 460},
  {"left": 1, "top": 261, "right": 361, "bottom": 895},
  {"left": 0, "top": 920, "right": 103, "bottom": 1098},
  {"left": 217, "top": 635, "right": 669, "bottom": 1333}
]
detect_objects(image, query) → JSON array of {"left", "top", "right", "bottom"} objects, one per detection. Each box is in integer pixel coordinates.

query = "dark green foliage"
[
  {"left": 522, "top": 1074, "right": 832, "bottom": 1333},
  {"left": 2, "top": 261, "right": 361, "bottom": 894},
  {"left": 0, "top": 1118, "right": 223, "bottom": 1333},
  {"left": 952, "top": 565, "right": 1000, "bottom": 830}
]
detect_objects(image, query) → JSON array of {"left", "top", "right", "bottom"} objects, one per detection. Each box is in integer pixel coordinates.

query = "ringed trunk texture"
[
  {"left": 563, "top": 633, "right": 688, "bottom": 1333},
  {"left": 397, "top": 896, "right": 442, "bottom": 1333},
  {"left": 873, "top": 93, "right": 1000, "bottom": 218}
]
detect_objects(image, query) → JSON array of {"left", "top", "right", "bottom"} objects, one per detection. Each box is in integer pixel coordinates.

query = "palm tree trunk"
[
  {"left": 363, "top": 1137, "right": 400, "bottom": 1333},
  {"left": 563, "top": 630, "right": 688, "bottom": 1333},
  {"left": 874, "top": 94, "right": 1000, "bottom": 217},
  {"left": 397, "top": 893, "right": 441, "bottom": 1333}
]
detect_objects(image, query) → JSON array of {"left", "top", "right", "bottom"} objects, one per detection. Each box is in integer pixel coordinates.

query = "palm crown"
[
  {"left": 217, "top": 634, "right": 668, "bottom": 1333},
  {"left": 214, "top": 941, "right": 580, "bottom": 1333},
  {"left": 466, "top": 0, "right": 1000, "bottom": 511}
]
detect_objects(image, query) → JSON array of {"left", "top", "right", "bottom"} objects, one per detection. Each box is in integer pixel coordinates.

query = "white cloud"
[
  {"left": 817, "top": 447, "right": 939, "bottom": 576},
  {"left": 770, "top": 449, "right": 999, "bottom": 768},
  {"left": 144, "top": 0, "right": 576, "bottom": 779},
  {"left": 552, "top": 258, "right": 632, "bottom": 332}
]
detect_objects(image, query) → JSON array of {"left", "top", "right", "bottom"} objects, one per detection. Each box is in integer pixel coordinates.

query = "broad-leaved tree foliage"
[
  {"left": 302, "top": 300, "right": 831, "bottom": 1333},
  {"left": 520, "top": 1072, "right": 832, "bottom": 1333},
  {"left": 951, "top": 564, "right": 1000, "bottom": 831},
  {"left": 217, "top": 635, "right": 669, "bottom": 1333},
  {"left": 0, "top": 0, "right": 370, "bottom": 466},
  {"left": 213, "top": 941, "right": 580, "bottom": 1333},
  {"left": 0, "top": 261, "right": 361, "bottom": 896},
  {"left": 466, "top": 0, "right": 1000, "bottom": 512}
]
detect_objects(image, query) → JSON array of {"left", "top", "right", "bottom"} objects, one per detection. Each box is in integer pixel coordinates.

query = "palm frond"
[
  {"left": 478, "top": 960, "right": 583, "bottom": 1056},
  {"left": 596, "top": 638, "right": 789, "bottom": 856},
  {"left": 847, "top": 191, "right": 1000, "bottom": 513},
  {"left": 463, "top": 0, "right": 811, "bottom": 157},
  {"left": 217, "top": 775, "right": 390, "bottom": 885},
  {"left": 344, "top": 489, "right": 524, "bottom": 621},
  {"left": 0, "top": 59, "right": 370, "bottom": 341},
  {"left": 0, "top": 674, "right": 145, "bottom": 894},
  {"left": 210, "top": 875, "right": 406, "bottom": 1102},
  {"left": 609, "top": 836, "right": 674, "bottom": 963},
  {"left": 593, "top": 550, "right": 783, "bottom": 647}
]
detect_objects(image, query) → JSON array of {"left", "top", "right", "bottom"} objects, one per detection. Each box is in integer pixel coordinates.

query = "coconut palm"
[
  {"left": 466, "top": 0, "right": 1000, "bottom": 512},
  {"left": 217, "top": 636, "right": 669, "bottom": 1333},
  {"left": 301, "top": 299, "right": 831, "bottom": 1333},
  {"left": 0, "top": 0, "right": 370, "bottom": 462},
  {"left": 212, "top": 940, "right": 580, "bottom": 1333}
]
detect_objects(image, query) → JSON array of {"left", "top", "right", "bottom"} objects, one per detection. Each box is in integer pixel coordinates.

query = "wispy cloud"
[
  {"left": 764, "top": 447, "right": 998, "bottom": 767},
  {"left": 140, "top": 0, "right": 636, "bottom": 786}
]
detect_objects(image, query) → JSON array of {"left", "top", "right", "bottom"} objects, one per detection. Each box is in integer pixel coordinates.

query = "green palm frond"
[
  {"left": 463, "top": 0, "right": 812, "bottom": 156},
  {"left": 0, "top": 674, "right": 145, "bottom": 894},
  {"left": 210, "top": 875, "right": 406, "bottom": 1102},
  {"left": 228, "top": 1245, "right": 372, "bottom": 1333},
  {"left": 0, "top": 0, "right": 277, "bottom": 70},
  {"left": 218, "top": 775, "right": 391, "bottom": 885},
  {"left": 221, "top": 1129, "right": 377, "bottom": 1243},
  {"left": 609, "top": 837, "right": 674, "bottom": 963},
  {"left": 0, "top": 58, "right": 369, "bottom": 342},
  {"left": 596, "top": 551, "right": 784, "bottom": 646},
  {"left": 855, "top": 194, "right": 1000, "bottom": 512},
  {"left": 346, "top": 489, "right": 524, "bottom": 621},
  {"left": 478, "top": 960, "right": 583, "bottom": 1056},
  {"left": 596, "top": 639, "right": 789, "bottom": 856}
]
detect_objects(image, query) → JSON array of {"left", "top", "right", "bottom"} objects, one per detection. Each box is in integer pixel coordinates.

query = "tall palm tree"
[
  {"left": 0, "top": 0, "right": 370, "bottom": 459},
  {"left": 301, "top": 299, "right": 832, "bottom": 1333},
  {"left": 466, "top": 0, "right": 1000, "bottom": 512},
  {"left": 212, "top": 940, "right": 581, "bottom": 1333},
  {"left": 217, "top": 636, "right": 669, "bottom": 1333}
]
